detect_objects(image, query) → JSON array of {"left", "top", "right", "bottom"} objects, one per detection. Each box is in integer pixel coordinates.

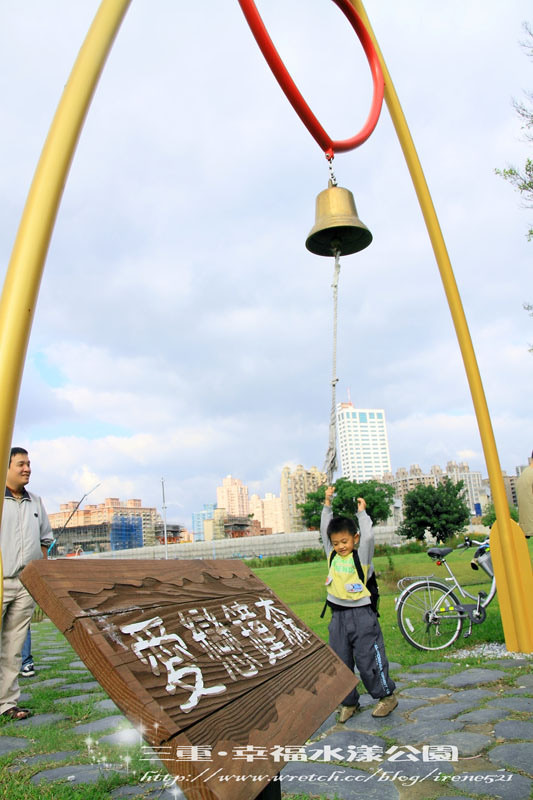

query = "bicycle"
[{"left": 395, "top": 536, "right": 496, "bottom": 651}]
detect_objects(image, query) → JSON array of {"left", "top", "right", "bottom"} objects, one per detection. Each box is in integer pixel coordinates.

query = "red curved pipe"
[{"left": 237, "top": 0, "right": 384, "bottom": 156}]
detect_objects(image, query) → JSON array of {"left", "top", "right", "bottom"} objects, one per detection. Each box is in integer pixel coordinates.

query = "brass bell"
[{"left": 306, "top": 180, "right": 372, "bottom": 257}]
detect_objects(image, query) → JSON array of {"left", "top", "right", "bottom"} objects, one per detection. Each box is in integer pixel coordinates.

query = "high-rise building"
[
  {"left": 336, "top": 402, "right": 391, "bottom": 482},
  {"left": 216, "top": 476, "right": 249, "bottom": 517},
  {"left": 250, "top": 492, "right": 284, "bottom": 533},
  {"left": 192, "top": 503, "right": 216, "bottom": 541},
  {"left": 280, "top": 465, "right": 326, "bottom": 532}
]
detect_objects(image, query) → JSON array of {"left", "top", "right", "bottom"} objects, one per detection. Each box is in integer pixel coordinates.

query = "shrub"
[{"left": 247, "top": 548, "right": 325, "bottom": 569}]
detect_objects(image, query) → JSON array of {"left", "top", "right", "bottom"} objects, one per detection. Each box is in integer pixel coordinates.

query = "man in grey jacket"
[
  {"left": 0, "top": 447, "right": 52, "bottom": 719},
  {"left": 517, "top": 451, "right": 533, "bottom": 538}
]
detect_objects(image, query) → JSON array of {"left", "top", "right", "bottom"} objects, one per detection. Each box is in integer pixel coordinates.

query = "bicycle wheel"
[{"left": 397, "top": 580, "right": 463, "bottom": 651}]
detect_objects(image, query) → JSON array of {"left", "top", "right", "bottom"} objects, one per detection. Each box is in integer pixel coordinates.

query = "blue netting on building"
[{"left": 110, "top": 514, "right": 143, "bottom": 551}]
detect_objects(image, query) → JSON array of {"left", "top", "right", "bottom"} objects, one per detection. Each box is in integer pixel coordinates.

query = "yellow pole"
[
  {"left": 350, "top": 0, "right": 533, "bottom": 651},
  {"left": 0, "top": 0, "right": 131, "bottom": 619}
]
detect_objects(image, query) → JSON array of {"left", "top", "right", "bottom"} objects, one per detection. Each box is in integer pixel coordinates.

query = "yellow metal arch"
[
  {"left": 0, "top": 0, "right": 132, "bottom": 613},
  {"left": 0, "top": 0, "right": 531, "bottom": 650},
  {"left": 350, "top": 0, "right": 533, "bottom": 651}
]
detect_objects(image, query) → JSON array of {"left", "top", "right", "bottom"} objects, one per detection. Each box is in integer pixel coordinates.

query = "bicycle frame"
[
  {"left": 395, "top": 537, "right": 500, "bottom": 650},
  {"left": 434, "top": 555, "right": 497, "bottom": 610}
]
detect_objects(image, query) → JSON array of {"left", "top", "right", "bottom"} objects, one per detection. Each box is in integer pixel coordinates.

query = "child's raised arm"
[{"left": 325, "top": 486, "right": 335, "bottom": 507}]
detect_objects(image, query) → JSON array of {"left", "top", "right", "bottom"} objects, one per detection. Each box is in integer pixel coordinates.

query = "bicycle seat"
[{"left": 427, "top": 547, "right": 453, "bottom": 559}]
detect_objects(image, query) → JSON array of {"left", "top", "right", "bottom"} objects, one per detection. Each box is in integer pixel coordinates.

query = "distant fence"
[{"left": 76, "top": 525, "right": 401, "bottom": 561}]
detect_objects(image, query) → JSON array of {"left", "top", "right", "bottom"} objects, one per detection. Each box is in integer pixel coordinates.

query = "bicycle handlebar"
[{"left": 457, "top": 535, "right": 489, "bottom": 550}]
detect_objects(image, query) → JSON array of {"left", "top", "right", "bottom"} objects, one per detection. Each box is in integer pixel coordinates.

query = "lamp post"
[{"left": 161, "top": 478, "right": 168, "bottom": 561}]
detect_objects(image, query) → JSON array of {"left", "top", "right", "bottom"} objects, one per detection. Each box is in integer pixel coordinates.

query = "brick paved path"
[{"left": 1, "top": 620, "right": 531, "bottom": 799}]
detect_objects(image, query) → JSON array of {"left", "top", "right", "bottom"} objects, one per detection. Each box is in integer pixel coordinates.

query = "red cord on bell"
[{"left": 237, "top": 0, "right": 384, "bottom": 156}]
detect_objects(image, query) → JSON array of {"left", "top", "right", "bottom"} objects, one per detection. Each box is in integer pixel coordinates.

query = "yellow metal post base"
[{"left": 490, "top": 520, "right": 533, "bottom": 652}]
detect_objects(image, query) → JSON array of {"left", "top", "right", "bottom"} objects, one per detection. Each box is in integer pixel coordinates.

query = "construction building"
[
  {"left": 50, "top": 523, "right": 111, "bottom": 556},
  {"left": 49, "top": 497, "right": 163, "bottom": 552},
  {"left": 223, "top": 517, "right": 272, "bottom": 538},
  {"left": 110, "top": 515, "right": 143, "bottom": 551},
  {"left": 154, "top": 523, "right": 188, "bottom": 545},
  {"left": 203, "top": 508, "right": 226, "bottom": 541}
]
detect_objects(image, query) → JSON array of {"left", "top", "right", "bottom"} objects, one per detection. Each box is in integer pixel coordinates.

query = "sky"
[{"left": 0, "top": 1, "right": 531, "bottom": 527}]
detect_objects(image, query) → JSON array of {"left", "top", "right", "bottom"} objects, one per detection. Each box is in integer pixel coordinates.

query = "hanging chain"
[{"left": 326, "top": 152, "right": 338, "bottom": 187}]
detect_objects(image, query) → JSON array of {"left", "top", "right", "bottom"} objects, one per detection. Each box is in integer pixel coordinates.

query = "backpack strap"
[
  {"left": 327, "top": 548, "right": 365, "bottom": 581},
  {"left": 321, "top": 551, "right": 336, "bottom": 618},
  {"left": 351, "top": 549, "right": 366, "bottom": 584},
  {"left": 324, "top": 548, "right": 380, "bottom": 617}
]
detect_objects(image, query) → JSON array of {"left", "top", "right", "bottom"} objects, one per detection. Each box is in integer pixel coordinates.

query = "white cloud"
[{"left": 2, "top": 0, "right": 532, "bottom": 527}]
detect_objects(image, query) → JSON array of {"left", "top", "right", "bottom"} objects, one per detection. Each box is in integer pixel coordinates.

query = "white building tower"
[{"left": 337, "top": 402, "right": 391, "bottom": 481}]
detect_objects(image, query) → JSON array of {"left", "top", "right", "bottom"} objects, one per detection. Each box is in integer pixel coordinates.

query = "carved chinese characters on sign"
[
  {"left": 120, "top": 616, "right": 226, "bottom": 709},
  {"left": 119, "top": 598, "right": 313, "bottom": 714},
  {"left": 20, "top": 559, "right": 358, "bottom": 800}
]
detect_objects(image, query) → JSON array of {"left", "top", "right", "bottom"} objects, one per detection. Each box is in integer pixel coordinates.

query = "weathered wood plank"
[
  {"left": 148, "top": 646, "right": 349, "bottom": 800},
  {"left": 20, "top": 558, "right": 357, "bottom": 800}
]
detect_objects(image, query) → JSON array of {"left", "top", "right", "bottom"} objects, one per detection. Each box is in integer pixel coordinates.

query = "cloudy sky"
[{"left": 1, "top": 1, "right": 531, "bottom": 527}]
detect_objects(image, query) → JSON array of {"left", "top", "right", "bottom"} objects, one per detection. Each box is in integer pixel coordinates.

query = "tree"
[
  {"left": 299, "top": 477, "right": 395, "bottom": 530},
  {"left": 397, "top": 478, "right": 470, "bottom": 544},
  {"left": 495, "top": 23, "right": 533, "bottom": 241},
  {"left": 481, "top": 502, "right": 519, "bottom": 527}
]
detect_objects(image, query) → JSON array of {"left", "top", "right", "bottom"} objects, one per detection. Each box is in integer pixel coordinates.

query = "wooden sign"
[{"left": 21, "top": 559, "right": 358, "bottom": 800}]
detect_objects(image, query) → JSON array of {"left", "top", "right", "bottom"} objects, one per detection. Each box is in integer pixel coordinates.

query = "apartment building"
[{"left": 280, "top": 464, "right": 326, "bottom": 532}]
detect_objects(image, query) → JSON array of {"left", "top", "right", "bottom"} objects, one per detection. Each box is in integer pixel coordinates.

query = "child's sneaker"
[
  {"left": 372, "top": 693, "right": 398, "bottom": 717},
  {"left": 337, "top": 703, "right": 360, "bottom": 723},
  {"left": 20, "top": 663, "right": 35, "bottom": 678}
]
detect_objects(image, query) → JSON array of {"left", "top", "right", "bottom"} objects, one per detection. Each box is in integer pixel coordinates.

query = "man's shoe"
[
  {"left": 337, "top": 704, "right": 360, "bottom": 723},
  {"left": 372, "top": 693, "right": 398, "bottom": 717},
  {"left": 1, "top": 706, "right": 32, "bottom": 720},
  {"left": 20, "top": 663, "right": 35, "bottom": 678}
]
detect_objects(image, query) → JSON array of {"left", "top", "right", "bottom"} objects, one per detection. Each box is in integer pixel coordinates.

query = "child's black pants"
[{"left": 328, "top": 604, "right": 396, "bottom": 706}]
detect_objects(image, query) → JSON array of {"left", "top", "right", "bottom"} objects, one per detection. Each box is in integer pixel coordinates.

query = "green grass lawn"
[
  {"left": 1, "top": 541, "right": 530, "bottom": 800},
  {"left": 251, "top": 542, "right": 527, "bottom": 670}
]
